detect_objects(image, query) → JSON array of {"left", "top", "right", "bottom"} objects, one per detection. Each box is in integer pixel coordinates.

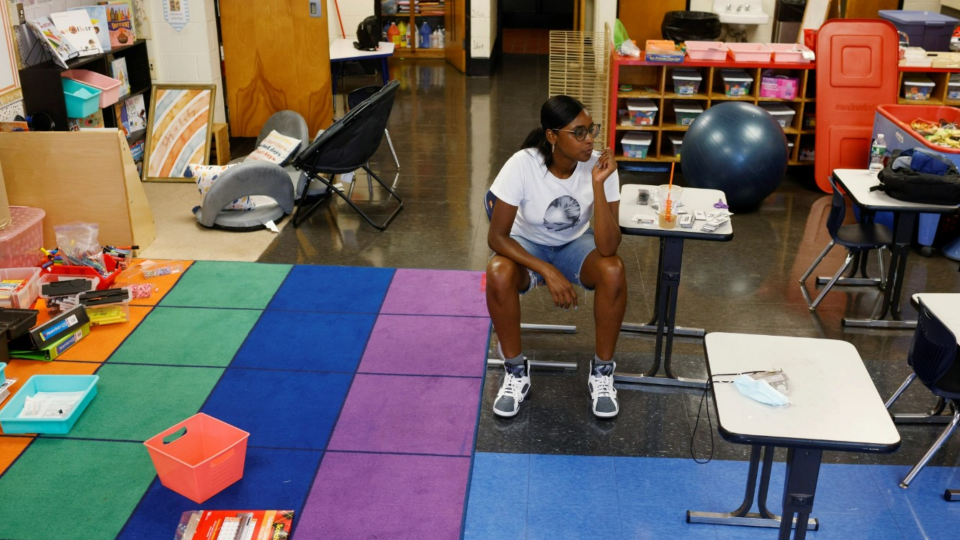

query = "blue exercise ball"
[{"left": 680, "top": 101, "right": 788, "bottom": 211}]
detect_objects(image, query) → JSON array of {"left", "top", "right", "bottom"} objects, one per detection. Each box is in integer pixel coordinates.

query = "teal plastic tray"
[
  {"left": 0, "top": 375, "right": 98, "bottom": 434},
  {"left": 61, "top": 78, "right": 102, "bottom": 119}
]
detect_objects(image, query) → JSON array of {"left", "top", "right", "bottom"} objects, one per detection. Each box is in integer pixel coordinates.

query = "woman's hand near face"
[{"left": 592, "top": 148, "right": 617, "bottom": 184}]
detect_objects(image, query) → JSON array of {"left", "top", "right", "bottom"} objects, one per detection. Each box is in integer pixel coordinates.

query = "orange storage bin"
[{"left": 143, "top": 413, "right": 249, "bottom": 503}]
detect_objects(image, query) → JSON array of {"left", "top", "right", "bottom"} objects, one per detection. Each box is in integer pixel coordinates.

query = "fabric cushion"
[
  {"left": 247, "top": 130, "right": 302, "bottom": 166},
  {"left": 185, "top": 164, "right": 256, "bottom": 211}
]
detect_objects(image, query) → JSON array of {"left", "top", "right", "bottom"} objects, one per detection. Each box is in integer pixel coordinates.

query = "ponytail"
[{"left": 522, "top": 127, "right": 555, "bottom": 169}]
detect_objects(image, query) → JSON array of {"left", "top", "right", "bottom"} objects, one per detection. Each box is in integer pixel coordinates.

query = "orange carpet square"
[
  {"left": 0, "top": 436, "right": 33, "bottom": 475},
  {"left": 119, "top": 259, "right": 194, "bottom": 306}
]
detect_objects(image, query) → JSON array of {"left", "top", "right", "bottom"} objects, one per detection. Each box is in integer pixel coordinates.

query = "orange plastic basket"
[{"left": 143, "top": 413, "right": 249, "bottom": 503}]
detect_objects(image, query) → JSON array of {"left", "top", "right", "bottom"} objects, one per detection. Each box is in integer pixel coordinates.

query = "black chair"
[
  {"left": 799, "top": 176, "right": 891, "bottom": 311},
  {"left": 884, "top": 301, "right": 960, "bottom": 488},
  {"left": 484, "top": 191, "right": 576, "bottom": 372},
  {"left": 348, "top": 86, "right": 400, "bottom": 170},
  {"left": 291, "top": 80, "right": 403, "bottom": 230}
]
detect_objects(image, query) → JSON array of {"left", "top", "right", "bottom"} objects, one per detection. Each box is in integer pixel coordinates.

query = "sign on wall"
[
  {"left": 163, "top": 0, "right": 190, "bottom": 32},
  {"left": 0, "top": 0, "right": 20, "bottom": 96}
]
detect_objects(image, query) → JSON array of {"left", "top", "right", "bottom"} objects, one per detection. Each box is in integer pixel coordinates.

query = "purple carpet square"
[
  {"left": 296, "top": 452, "right": 470, "bottom": 540},
  {"left": 380, "top": 269, "right": 488, "bottom": 317},
  {"left": 358, "top": 315, "right": 490, "bottom": 377},
  {"left": 327, "top": 374, "right": 481, "bottom": 456}
]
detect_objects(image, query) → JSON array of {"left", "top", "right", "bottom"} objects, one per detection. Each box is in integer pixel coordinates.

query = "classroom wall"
[
  {"left": 471, "top": 0, "right": 494, "bottom": 58},
  {"left": 145, "top": 0, "right": 225, "bottom": 123},
  {"left": 328, "top": 0, "right": 374, "bottom": 40},
  {"left": 21, "top": 0, "right": 101, "bottom": 20}
]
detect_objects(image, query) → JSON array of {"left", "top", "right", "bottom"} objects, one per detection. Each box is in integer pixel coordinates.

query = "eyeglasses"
[{"left": 554, "top": 123, "right": 601, "bottom": 142}]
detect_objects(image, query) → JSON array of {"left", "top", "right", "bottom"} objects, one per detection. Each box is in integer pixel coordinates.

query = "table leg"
[
  {"left": 621, "top": 238, "right": 704, "bottom": 338},
  {"left": 331, "top": 62, "right": 340, "bottom": 116},
  {"left": 945, "top": 490, "right": 960, "bottom": 501},
  {"left": 687, "top": 445, "right": 819, "bottom": 531},
  {"left": 843, "top": 212, "right": 918, "bottom": 330},
  {"left": 381, "top": 58, "right": 389, "bottom": 85},
  {"left": 616, "top": 238, "right": 707, "bottom": 389},
  {"left": 779, "top": 448, "right": 822, "bottom": 540}
]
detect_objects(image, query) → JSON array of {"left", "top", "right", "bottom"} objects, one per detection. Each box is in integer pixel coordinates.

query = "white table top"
[
  {"left": 833, "top": 169, "right": 960, "bottom": 213},
  {"left": 619, "top": 184, "right": 733, "bottom": 241},
  {"left": 330, "top": 38, "right": 395, "bottom": 61},
  {"left": 705, "top": 332, "right": 901, "bottom": 452},
  {"left": 914, "top": 293, "right": 960, "bottom": 339}
]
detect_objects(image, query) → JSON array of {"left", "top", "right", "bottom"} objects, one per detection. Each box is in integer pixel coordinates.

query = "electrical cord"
[{"left": 690, "top": 370, "right": 768, "bottom": 465}]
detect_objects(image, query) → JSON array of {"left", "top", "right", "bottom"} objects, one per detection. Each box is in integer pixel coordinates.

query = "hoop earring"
[{"left": 551, "top": 143, "right": 555, "bottom": 154}]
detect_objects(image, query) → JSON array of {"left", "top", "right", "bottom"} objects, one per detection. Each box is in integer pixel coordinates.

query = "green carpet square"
[
  {"left": 109, "top": 307, "right": 261, "bottom": 367},
  {"left": 160, "top": 261, "right": 292, "bottom": 309},
  {"left": 63, "top": 364, "right": 224, "bottom": 441},
  {"left": 0, "top": 438, "right": 156, "bottom": 540}
]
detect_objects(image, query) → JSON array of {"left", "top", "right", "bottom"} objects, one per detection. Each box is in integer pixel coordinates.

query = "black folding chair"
[
  {"left": 885, "top": 302, "right": 960, "bottom": 488},
  {"left": 291, "top": 80, "right": 403, "bottom": 230}
]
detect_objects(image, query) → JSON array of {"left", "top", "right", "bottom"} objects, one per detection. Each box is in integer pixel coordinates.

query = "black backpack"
[
  {"left": 354, "top": 16, "right": 379, "bottom": 51},
  {"left": 875, "top": 167, "right": 960, "bottom": 205}
]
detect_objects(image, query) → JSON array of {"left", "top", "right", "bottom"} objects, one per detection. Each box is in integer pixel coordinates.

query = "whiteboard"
[
  {"left": 0, "top": 0, "right": 19, "bottom": 96},
  {"left": 798, "top": 0, "right": 832, "bottom": 44}
]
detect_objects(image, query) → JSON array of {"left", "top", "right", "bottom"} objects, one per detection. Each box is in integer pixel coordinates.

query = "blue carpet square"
[
  {"left": 463, "top": 453, "right": 529, "bottom": 540},
  {"left": 527, "top": 501, "right": 621, "bottom": 540},
  {"left": 620, "top": 512, "right": 718, "bottom": 540},
  {"left": 201, "top": 368, "right": 352, "bottom": 450},
  {"left": 713, "top": 511, "right": 904, "bottom": 540},
  {"left": 527, "top": 454, "right": 617, "bottom": 507},
  {"left": 269, "top": 265, "right": 395, "bottom": 313},
  {"left": 894, "top": 511, "right": 960, "bottom": 540},
  {"left": 117, "top": 447, "right": 322, "bottom": 540},
  {"left": 231, "top": 310, "right": 377, "bottom": 372},
  {"left": 870, "top": 464, "right": 960, "bottom": 517},
  {"left": 614, "top": 456, "right": 712, "bottom": 511}
]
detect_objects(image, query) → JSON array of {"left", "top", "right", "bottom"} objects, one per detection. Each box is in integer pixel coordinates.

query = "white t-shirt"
[{"left": 490, "top": 148, "right": 620, "bottom": 247}]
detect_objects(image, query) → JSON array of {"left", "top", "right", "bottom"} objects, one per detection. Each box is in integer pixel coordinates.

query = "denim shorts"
[{"left": 509, "top": 230, "right": 598, "bottom": 293}]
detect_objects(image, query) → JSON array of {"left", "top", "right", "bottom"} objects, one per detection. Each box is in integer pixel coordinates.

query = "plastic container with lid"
[
  {"left": 671, "top": 69, "right": 703, "bottom": 95},
  {"left": 622, "top": 132, "right": 653, "bottom": 158},
  {"left": 0, "top": 207, "right": 44, "bottom": 269},
  {"left": 879, "top": 10, "right": 959, "bottom": 52},
  {"left": 668, "top": 134, "right": 684, "bottom": 157},
  {"left": 950, "top": 73, "right": 960, "bottom": 100},
  {"left": 903, "top": 75, "right": 936, "bottom": 100},
  {"left": 673, "top": 102, "right": 704, "bottom": 126},
  {"left": 721, "top": 70, "right": 753, "bottom": 97},
  {"left": 759, "top": 102, "right": 797, "bottom": 129},
  {"left": 626, "top": 98, "right": 658, "bottom": 126},
  {"left": 0, "top": 268, "right": 41, "bottom": 310},
  {"left": 61, "top": 70, "right": 122, "bottom": 108}
]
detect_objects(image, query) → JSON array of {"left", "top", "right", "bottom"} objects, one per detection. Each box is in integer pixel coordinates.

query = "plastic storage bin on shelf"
[
  {"left": 903, "top": 75, "right": 935, "bottom": 100},
  {"left": 0, "top": 375, "right": 99, "bottom": 434},
  {"left": 622, "top": 132, "right": 653, "bottom": 158},
  {"left": 880, "top": 10, "right": 959, "bottom": 52},
  {"left": 61, "top": 70, "right": 122, "bottom": 108},
  {"left": 727, "top": 43, "right": 773, "bottom": 62},
  {"left": 759, "top": 103, "right": 796, "bottom": 129},
  {"left": 671, "top": 69, "right": 702, "bottom": 95},
  {"left": 721, "top": 70, "right": 753, "bottom": 97},
  {"left": 144, "top": 413, "right": 250, "bottom": 503},
  {"left": 668, "top": 134, "right": 683, "bottom": 157},
  {"left": 0, "top": 207, "right": 44, "bottom": 269},
  {"left": 685, "top": 41, "right": 727, "bottom": 61},
  {"left": 673, "top": 102, "right": 704, "bottom": 126},
  {"left": 61, "top": 78, "right": 102, "bottom": 118},
  {"left": 949, "top": 74, "right": 960, "bottom": 100},
  {"left": 626, "top": 98, "right": 658, "bottom": 126},
  {"left": 768, "top": 43, "right": 813, "bottom": 63},
  {"left": 45, "top": 253, "right": 121, "bottom": 290},
  {"left": 645, "top": 40, "right": 685, "bottom": 63},
  {"left": 0, "top": 268, "right": 41, "bottom": 309},
  {"left": 761, "top": 75, "right": 800, "bottom": 99}
]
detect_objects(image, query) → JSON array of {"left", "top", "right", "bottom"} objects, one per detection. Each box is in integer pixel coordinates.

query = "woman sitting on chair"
[{"left": 487, "top": 95, "right": 627, "bottom": 419}]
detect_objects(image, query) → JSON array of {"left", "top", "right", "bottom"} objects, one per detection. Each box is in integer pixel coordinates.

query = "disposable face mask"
[{"left": 733, "top": 374, "right": 790, "bottom": 407}]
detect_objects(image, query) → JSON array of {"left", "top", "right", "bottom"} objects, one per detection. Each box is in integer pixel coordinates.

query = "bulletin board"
[{"left": 0, "top": 0, "right": 20, "bottom": 96}]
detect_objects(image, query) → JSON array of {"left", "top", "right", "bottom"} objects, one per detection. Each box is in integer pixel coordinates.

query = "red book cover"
[{"left": 174, "top": 510, "right": 295, "bottom": 540}]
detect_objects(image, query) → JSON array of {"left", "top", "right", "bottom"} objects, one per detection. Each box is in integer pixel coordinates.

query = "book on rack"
[
  {"left": 67, "top": 5, "right": 111, "bottom": 52},
  {"left": 111, "top": 57, "right": 131, "bottom": 97},
  {"left": 25, "top": 17, "right": 78, "bottom": 68},
  {"left": 125, "top": 94, "right": 147, "bottom": 132},
  {"left": 72, "top": 109, "right": 105, "bottom": 132},
  {"left": 103, "top": 1, "right": 136, "bottom": 48},
  {"left": 48, "top": 10, "right": 103, "bottom": 57},
  {"left": 130, "top": 139, "right": 145, "bottom": 177},
  {"left": 173, "top": 510, "right": 295, "bottom": 540}
]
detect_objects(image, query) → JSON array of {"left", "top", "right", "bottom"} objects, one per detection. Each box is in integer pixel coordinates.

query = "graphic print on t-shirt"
[{"left": 543, "top": 196, "right": 582, "bottom": 232}]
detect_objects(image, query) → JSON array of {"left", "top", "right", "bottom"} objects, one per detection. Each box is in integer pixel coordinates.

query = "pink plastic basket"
[
  {"left": 61, "top": 70, "right": 122, "bottom": 108},
  {"left": 685, "top": 41, "right": 729, "bottom": 61},
  {"left": 727, "top": 43, "right": 773, "bottom": 62},
  {"left": 768, "top": 43, "right": 813, "bottom": 64},
  {"left": 144, "top": 414, "right": 249, "bottom": 503}
]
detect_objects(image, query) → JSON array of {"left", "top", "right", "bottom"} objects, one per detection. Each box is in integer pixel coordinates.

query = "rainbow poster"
[{"left": 144, "top": 84, "right": 215, "bottom": 182}]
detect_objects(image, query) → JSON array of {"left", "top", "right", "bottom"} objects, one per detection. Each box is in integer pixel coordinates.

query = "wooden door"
[
  {"left": 617, "top": 0, "right": 685, "bottom": 47},
  {"left": 445, "top": 0, "right": 466, "bottom": 73},
  {"left": 219, "top": 0, "right": 332, "bottom": 137}
]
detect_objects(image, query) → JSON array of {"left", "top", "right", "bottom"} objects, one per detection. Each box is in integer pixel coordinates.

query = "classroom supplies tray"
[{"left": 0, "top": 375, "right": 99, "bottom": 435}]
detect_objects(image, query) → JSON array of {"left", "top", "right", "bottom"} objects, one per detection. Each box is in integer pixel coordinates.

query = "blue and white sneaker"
[
  {"left": 493, "top": 345, "right": 530, "bottom": 418},
  {"left": 588, "top": 360, "right": 619, "bottom": 418}
]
